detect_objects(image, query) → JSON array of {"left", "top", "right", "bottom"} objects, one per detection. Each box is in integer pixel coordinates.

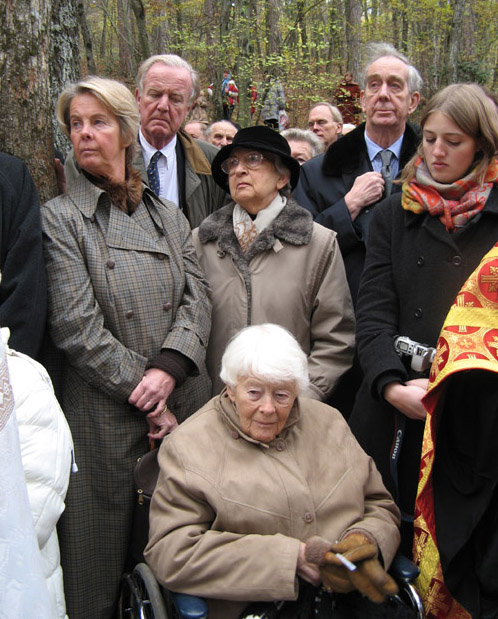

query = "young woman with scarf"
[{"left": 348, "top": 83, "right": 498, "bottom": 556}]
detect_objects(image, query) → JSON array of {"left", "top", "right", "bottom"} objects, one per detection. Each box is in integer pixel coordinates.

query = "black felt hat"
[{"left": 211, "top": 125, "right": 301, "bottom": 193}]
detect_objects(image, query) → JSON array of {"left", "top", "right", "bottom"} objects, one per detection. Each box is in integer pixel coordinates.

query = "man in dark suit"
[
  {"left": 135, "top": 54, "right": 227, "bottom": 229},
  {"left": 294, "top": 42, "right": 422, "bottom": 305}
]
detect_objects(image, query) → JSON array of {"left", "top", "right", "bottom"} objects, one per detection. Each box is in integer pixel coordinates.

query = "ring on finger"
[{"left": 158, "top": 403, "right": 168, "bottom": 417}]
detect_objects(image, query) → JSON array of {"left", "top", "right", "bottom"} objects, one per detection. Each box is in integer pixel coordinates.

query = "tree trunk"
[
  {"left": 204, "top": 0, "right": 216, "bottom": 121},
  {"left": 77, "top": 0, "right": 97, "bottom": 74},
  {"left": 235, "top": 0, "right": 251, "bottom": 128},
  {"left": 213, "top": 0, "right": 232, "bottom": 121},
  {"left": 448, "top": 0, "right": 466, "bottom": 83},
  {"left": 345, "top": 0, "right": 362, "bottom": 80},
  {"left": 266, "top": 0, "right": 282, "bottom": 58},
  {"left": 116, "top": 0, "right": 134, "bottom": 77},
  {"left": 130, "top": 0, "right": 150, "bottom": 64},
  {"left": 0, "top": 0, "right": 57, "bottom": 202},
  {"left": 50, "top": 0, "right": 80, "bottom": 159}
]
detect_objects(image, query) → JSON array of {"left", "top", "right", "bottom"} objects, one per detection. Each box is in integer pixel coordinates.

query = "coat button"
[
  {"left": 304, "top": 512, "right": 314, "bottom": 523},
  {"left": 452, "top": 255, "right": 462, "bottom": 266},
  {"left": 125, "top": 310, "right": 134, "bottom": 319},
  {"left": 276, "top": 440, "right": 286, "bottom": 451},
  {"left": 90, "top": 215, "right": 96, "bottom": 223},
  {"left": 163, "top": 302, "right": 172, "bottom": 311},
  {"left": 231, "top": 431, "right": 239, "bottom": 440},
  {"left": 414, "top": 307, "right": 423, "bottom": 319},
  {"left": 416, "top": 256, "right": 425, "bottom": 266},
  {"left": 157, "top": 254, "right": 166, "bottom": 261},
  {"left": 106, "top": 259, "right": 115, "bottom": 269},
  {"left": 217, "top": 250, "right": 226, "bottom": 258}
]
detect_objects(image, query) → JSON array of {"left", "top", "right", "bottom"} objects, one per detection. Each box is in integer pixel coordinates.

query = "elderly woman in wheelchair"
[{"left": 142, "top": 323, "right": 419, "bottom": 619}]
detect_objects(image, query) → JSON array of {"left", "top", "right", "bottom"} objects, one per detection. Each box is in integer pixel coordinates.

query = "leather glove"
[{"left": 305, "top": 533, "right": 398, "bottom": 603}]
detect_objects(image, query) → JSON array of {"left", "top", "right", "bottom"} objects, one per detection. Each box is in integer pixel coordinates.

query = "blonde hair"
[
  {"left": 57, "top": 76, "right": 139, "bottom": 166},
  {"left": 401, "top": 83, "right": 498, "bottom": 184}
]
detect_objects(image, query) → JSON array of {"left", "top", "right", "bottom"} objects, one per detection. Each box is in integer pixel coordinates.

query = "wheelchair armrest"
[
  {"left": 171, "top": 591, "right": 209, "bottom": 619},
  {"left": 389, "top": 553, "right": 420, "bottom": 583}
]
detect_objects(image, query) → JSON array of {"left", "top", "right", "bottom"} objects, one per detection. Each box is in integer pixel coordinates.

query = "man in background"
[
  {"left": 334, "top": 72, "right": 362, "bottom": 125},
  {"left": 205, "top": 120, "right": 238, "bottom": 148},
  {"left": 307, "top": 102, "right": 343, "bottom": 148},
  {"left": 281, "top": 128, "right": 323, "bottom": 165},
  {"left": 184, "top": 120, "right": 207, "bottom": 140},
  {"left": 136, "top": 54, "right": 227, "bottom": 228},
  {"left": 294, "top": 42, "right": 421, "bottom": 304}
]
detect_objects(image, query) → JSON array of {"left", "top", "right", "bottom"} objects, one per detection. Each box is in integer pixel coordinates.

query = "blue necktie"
[{"left": 147, "top": 151, "right": 161, "bottom": 195}]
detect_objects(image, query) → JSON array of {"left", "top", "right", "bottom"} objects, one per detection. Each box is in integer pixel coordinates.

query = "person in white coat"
[{"left": 2, "top": 328, "right": 74, "bottom": 619}]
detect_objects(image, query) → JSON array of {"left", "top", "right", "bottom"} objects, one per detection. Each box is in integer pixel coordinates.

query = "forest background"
[{"left": 1, "top": 0, "right": 497, "bottom": 201}]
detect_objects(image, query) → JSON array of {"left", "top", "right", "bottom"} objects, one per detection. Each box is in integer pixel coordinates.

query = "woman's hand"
[
  {"left": 383, "top": 379, "right": 429, "bottom": 420},
  {"left": 146, "top": 408, "right": 178, "bottom": 439},
  {"left": 129, "top": 368, "right": 179, "bottom": 438},
  {"left": 297, "top": 542, "right": 321, "bottom": 586},
  {"left": 129, "top": 368, "right": 176, "bottom": 411}
]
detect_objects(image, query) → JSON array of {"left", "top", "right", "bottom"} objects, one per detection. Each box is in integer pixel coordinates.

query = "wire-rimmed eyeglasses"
[{"left": 220, "top": 152, "right": 267, "bottom": 174}]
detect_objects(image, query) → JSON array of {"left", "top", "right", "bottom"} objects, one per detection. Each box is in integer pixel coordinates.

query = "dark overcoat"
[
  {"left": 42, "top": 174, "right": 211, "bottom": 619},
  {"left": 0, "top": 152, "right": 46, "bottom": 357},
  {"left": 349, "top": 186, "right": 498, "bottom": 533},
  {"left": 293, "top": 122, "right": 420, "bottom": 304}
]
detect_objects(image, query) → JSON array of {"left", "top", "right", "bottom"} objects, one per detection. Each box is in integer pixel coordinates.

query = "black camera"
[{"left": 394, "top": 336, "right": 436, "bottom": 373}]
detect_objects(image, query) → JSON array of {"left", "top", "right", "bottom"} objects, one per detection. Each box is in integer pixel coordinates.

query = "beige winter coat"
[
  {"left": 192, "top": 200, "right": 355, "bottom": 399},
  {"left": 145, "top": 392, "right": 401, "bottom": 619}
]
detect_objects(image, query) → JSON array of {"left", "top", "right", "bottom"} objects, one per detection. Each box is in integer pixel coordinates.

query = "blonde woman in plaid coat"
[{"left": 42, "top": 77, "right": 211, "bottom": 619}]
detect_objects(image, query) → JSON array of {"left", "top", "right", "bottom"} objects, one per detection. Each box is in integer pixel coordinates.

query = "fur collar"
[
  {"left": 198, "top": 200, "right": 313, "bottom": 325},
  {"left": 86, "top": 167, "right": 143, "bottom": 214},
  {"left": 321, "top": 121, "right": 421, "bottom": 177},
  {"left": 198, "top": 198, "right": 313, "bottom": 261}
]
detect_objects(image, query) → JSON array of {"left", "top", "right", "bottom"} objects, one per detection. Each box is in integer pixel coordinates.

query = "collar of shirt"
[
  {"left": 139, "top": 128, "right": 179, "bottom": 204},
  {"left": 139, "top": 128, "right": 177, "bottom": 167},
  {"left": 364, "top": 131, "right": 403, "bottom": 177}
]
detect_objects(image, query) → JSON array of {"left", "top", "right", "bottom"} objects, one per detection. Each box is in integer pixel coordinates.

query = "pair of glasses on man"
[{"left": 221, "top": 152, "right": 267, "bottom": 174}]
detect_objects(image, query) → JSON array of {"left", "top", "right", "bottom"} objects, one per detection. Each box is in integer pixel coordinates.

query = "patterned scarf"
[
  {"left": 401, "top": 157, "right": 498, "bottom": 231},
  {"left": 233, "top": 194, "right": 287, "bottom": 253}
]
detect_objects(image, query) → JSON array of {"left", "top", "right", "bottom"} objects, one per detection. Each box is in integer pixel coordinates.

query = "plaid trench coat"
[{"left": 41, "top": 174, "right": 211, "bottom": 619}]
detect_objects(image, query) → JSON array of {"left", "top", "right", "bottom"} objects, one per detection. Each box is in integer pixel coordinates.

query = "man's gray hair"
[
  {"left": 308, "top": 101, "right": 343, "bottom": 124},
  {"left": 280, "top": 128, "right": 324, "bottom": 158},
  {"left": 360, "top": 42, "right": 423, "bottom": 94},
  {"left": 136, "top": 54, "right": 200, "bottom": 105},
  {"left": 205, "top": 119, "right": 238, "bottom": 138}
]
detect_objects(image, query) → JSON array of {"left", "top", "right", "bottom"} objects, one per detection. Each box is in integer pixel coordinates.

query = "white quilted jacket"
[{"left": 3, "top": 329, "right": 74, "bottom": 619}]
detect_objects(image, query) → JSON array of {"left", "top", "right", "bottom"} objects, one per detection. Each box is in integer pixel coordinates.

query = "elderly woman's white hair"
[
  {"left": 220, "top": 324, "right": 309, "bottom": 393},
  {"left": 57, "top": 76, "right": 140, "bottom": 167}
]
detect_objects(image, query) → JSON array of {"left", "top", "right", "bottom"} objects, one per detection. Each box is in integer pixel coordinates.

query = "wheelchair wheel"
[
  {"left": 118, "top": 562, "right": 172, "bottom": 619},
  {"left": 392, "top": 581, "right": 425, "bottom": 619}
]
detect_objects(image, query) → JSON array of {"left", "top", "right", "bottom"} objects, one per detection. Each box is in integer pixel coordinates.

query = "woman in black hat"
[{"left": 192, "top": 125, "right": 355, "bottom": 400}]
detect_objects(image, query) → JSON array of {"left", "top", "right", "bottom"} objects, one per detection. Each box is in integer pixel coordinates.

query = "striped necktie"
[{"left": 147, "top": 151, "right": 161, "bottom": 195}]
